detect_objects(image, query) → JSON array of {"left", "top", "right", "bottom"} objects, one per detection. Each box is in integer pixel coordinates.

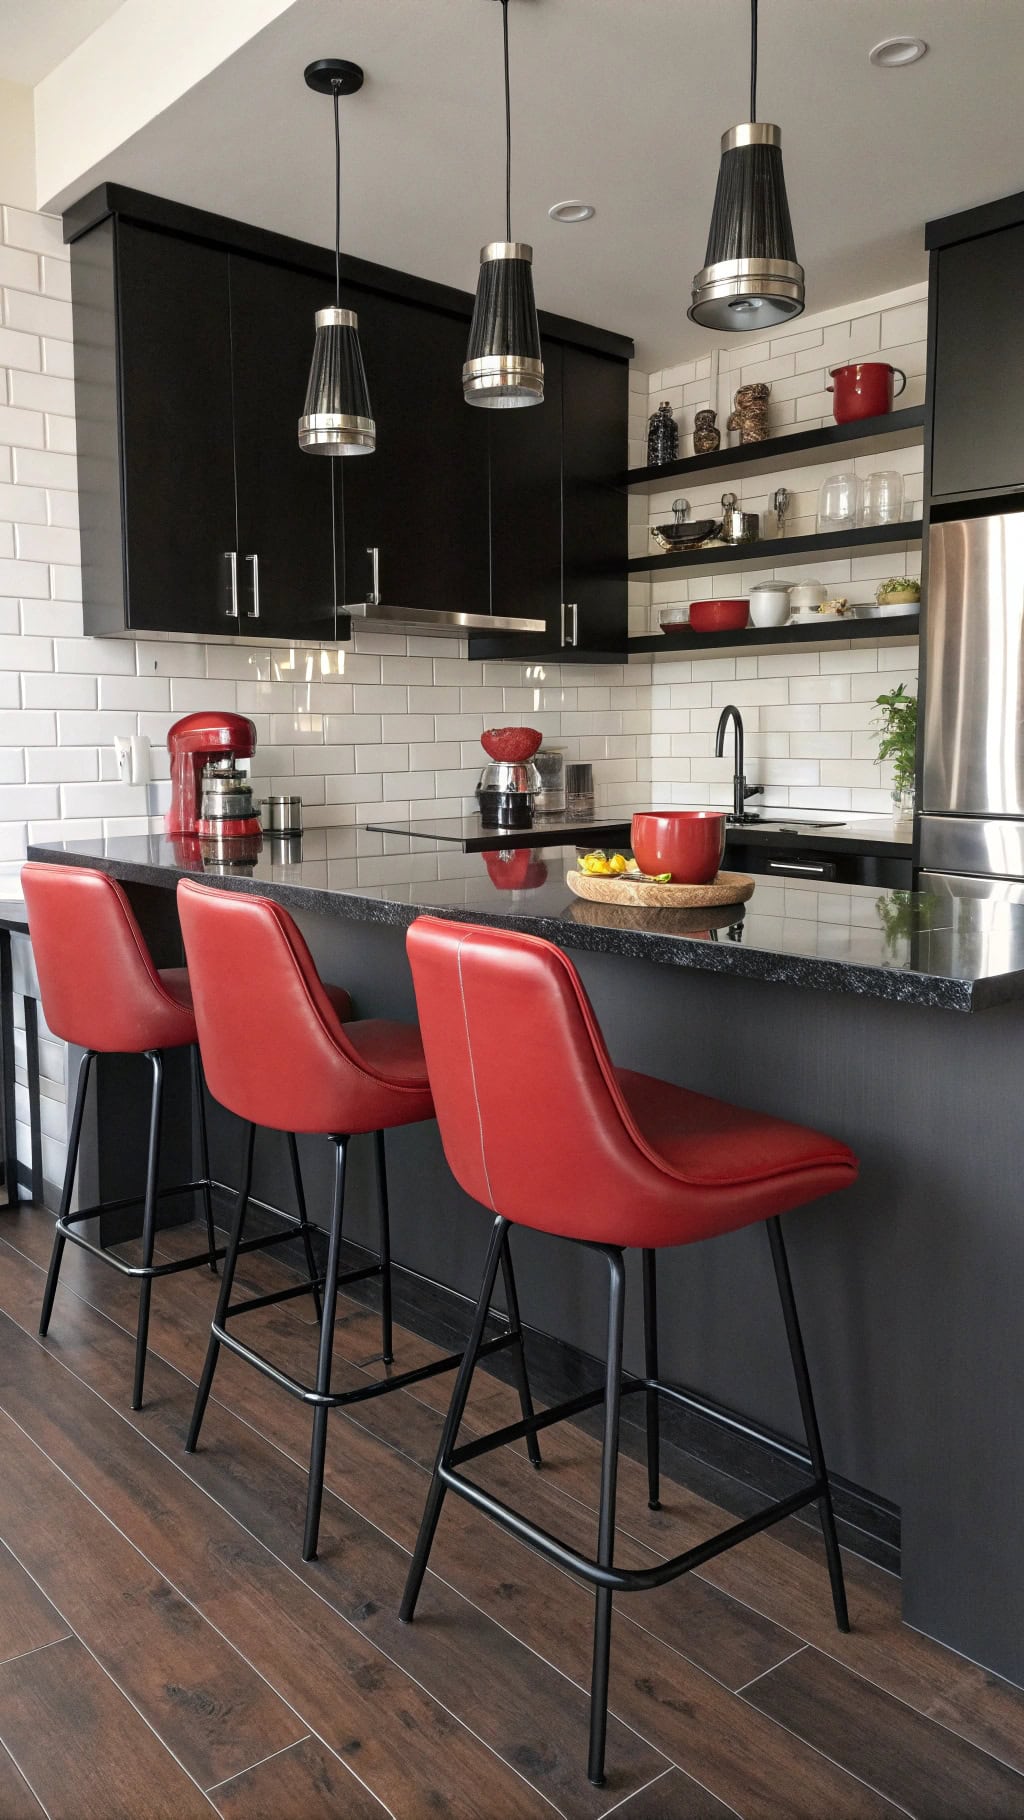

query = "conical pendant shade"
[
  {"left": 299, "top": 306, "right": 375, "bottom": 454},
  {"left": 463, "top": 242, "right": 544, "bottom": 408},
  {"left": 689, "top": 122, "right": 804, "bottom": 329}
]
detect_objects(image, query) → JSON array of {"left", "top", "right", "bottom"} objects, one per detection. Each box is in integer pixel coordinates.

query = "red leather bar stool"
[
  {"left": 23, "top": 865, "right": 211, "bottom": 1408},
  {"left": 400, "top": 917, "right": 859, "bottom": 1788},
  {"left": 176, "top": 879, "right": 539, "bottom": 1563},
  {"left": 21, "top": 863, "right": 328, "bottom": 1411}
]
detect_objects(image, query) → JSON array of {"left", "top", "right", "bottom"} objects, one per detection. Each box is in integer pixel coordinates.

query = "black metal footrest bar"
[
  {"left": 57, "top": 1185, "right": 319, "bottom": 1282},
  {"left": 439, "top": 1465, "right": 822, "bottom": 1595},
  {"left": 221, "top": 1256, "right": 383, "bottom": 1321},
  {"left": 212, "top": 1319, "right": 519, "bottom": 1409}
]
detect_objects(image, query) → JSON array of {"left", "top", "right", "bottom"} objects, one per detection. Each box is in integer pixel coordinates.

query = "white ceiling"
[
  {"left": 40, "top": 0, "right": 1024, "bottom": 365},
  {"left": 0, "top": 0, "right": 125, "bottom": 85}
]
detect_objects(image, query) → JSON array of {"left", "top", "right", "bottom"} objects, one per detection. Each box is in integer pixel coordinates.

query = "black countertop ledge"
[{"left": 25, "top": 831, "right": 1024, "bottom": 1014}]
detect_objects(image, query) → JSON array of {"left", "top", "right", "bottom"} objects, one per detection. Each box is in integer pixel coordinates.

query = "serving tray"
[{"left": 566, "top": 868, "right": 755, "bottom": 908}]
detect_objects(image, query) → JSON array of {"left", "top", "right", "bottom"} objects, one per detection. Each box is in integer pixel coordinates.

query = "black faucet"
[{"left": 714, "top": 703, "right": 764, "bottom": 823}]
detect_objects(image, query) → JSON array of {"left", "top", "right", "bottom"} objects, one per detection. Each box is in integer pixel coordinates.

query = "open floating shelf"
[
  {"left": 628, "top": 519, "right": 923, "bottom": 579},
  {"left": 620, "top": 405, "right": 924, "bottom": 494},
  {"left": 628, "top": 613, "right": 920, "bottom": 659}
]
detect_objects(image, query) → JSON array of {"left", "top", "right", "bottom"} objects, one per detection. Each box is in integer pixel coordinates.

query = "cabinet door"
[
  {"left": 229, "top": 254, "right": 341, "bottom": 639},
  {"left": 116, "top": 222, "right": 238, "bottom": 635},
  {"left": 561, "top": 344, "right": 628, "bottom": 654},
  {"left": 340, "top": 290, "right": 490, "bottom": 613},
  {"left": 469, "top": 338, "right": 564, "bottom": 662},
  {"left": 931, "top": 223, "right": 1024, "bottom": 501}
]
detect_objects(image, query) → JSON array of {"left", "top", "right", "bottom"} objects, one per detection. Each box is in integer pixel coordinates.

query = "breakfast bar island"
[{"left": 25, "top": 829, "right": 1024, "bottom": 1697}]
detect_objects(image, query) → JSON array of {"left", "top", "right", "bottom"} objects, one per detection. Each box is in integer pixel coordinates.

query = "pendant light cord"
[
  {"left": 332, "top": 81, "right": 342, "bottom": 307},
  {"left": 502, "top": 0, "right": 512, "bottom": 241},
  {"left": 749, "top": 0, "right": 758, "bottom": 122}
]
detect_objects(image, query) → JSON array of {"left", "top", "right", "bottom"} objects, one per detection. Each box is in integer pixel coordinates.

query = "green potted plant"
[{"left": 874, "top": 683, "right": 917, "bottom": 820}]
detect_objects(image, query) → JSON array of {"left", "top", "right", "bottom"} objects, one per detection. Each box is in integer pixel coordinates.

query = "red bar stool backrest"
[
  {"left": 407, "top": 915, "right": 674, "bottom": 1241},
  {"left": 177, "top": 879, "right": 414, "bottom": 1134},
  {"left": 21, "top": 862, "right": 193, "bottom": 1054}
]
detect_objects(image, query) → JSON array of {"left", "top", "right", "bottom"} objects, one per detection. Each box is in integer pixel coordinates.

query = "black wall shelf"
[
  {"left": 628, "top": 519, "right": 923, "bottom": 579},
  {"left": 628, "top": 614, "right": 920, "bottom": 659},
  {"left": 621, "top": 406, "right": 924, "bottom": 494}
]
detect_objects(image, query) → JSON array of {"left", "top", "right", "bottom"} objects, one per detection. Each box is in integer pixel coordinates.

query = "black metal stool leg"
[
  {"left": 191, "top": 1046, "right": 217, "bottom": 1274},
  {"left": 303, "top": 1135, "right": 348, "bottom": 1562},
  {"left": 642, "top": 1248, "right": 661, "bottom": 1510},
  {"left": 500, "top": 1231, "right": 541, "bottom": 1468},
  {"left": 186, "top": 1122, "right": 255, "bottom": 1451},
  {"left": 286, "top": 1132, "right": 323, "bottom": 1324},
  {"left": 588, "top": 1247, "right": 626, "bottom": 1788},
  {"left": 132, "top": 1051, "right": 164, "bottom": 1411},
  {"left": 373, "top": 1130, "right": 394, "bottom": 1364},
  {"left": 39, "top": 1049, "right": 94, "bottom": 1336},
  {"left": 766, "top": 1216, "right": 850, "bottom": 1634},
  {"left": 400, "top": 1215, "right": 509, "bottom": 1622}
]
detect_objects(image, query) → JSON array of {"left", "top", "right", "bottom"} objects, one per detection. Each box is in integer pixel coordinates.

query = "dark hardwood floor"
[{"left": 0, "top": 1200, "right": 1023, "bottom": 1819}]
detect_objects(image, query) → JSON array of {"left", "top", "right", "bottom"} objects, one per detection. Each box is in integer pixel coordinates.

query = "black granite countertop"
[
  {"left": 25, "top": 831, "right": 1021, "bottom": 1013},
  {"left": 365, "top": 805, "right": 913, "bottom": 858}
]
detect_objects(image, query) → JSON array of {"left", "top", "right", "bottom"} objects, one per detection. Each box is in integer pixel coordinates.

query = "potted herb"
[{"left": 874, "top": 683, "right": 917, "bottom": 820}]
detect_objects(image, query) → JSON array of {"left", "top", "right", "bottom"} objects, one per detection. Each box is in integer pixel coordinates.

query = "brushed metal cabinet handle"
[
  {"left": 367, "top": 546, "right": 380, "bottom": 607},
  {"left": 768, "top": 860, "right": 829, "bottom": 876},
  {"left": 568, "top": 601, "right": 579, "bottom": 647},
  {"left": 245, "top": 553, "right": 260, "bottom": 619},
  {"left": 224, "top": 551, "right": 239, "bottom": 618}
]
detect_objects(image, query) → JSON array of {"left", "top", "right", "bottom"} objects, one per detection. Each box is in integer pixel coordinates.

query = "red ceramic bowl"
[
  {"left": 687, "top": 598, "right": 749, "bottom": 633},
  {"left": 480, "top": 726, "right": 543, "bottom": 763},
  {"left": 631, "top": 810, "right": 726, "bottom": 884}
]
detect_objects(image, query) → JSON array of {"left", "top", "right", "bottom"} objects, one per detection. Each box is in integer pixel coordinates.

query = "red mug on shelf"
[
  {"left": 631, "top": 810, "right": 726, "bottom": 885},
  {"left": 827, "top": 362, "right": 907, "bottom": 424}
]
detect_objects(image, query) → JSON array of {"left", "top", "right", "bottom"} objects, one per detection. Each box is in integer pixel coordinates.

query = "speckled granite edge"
[{"left": 26, "top": 840, "right": 993, "bottom": 1013}]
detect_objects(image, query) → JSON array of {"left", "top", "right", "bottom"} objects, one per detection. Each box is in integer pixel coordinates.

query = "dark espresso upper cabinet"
[
  {"left": 67, "top": 186, "right": 632, "bottom": 646},
  {"left": 470, "top": 339, "right": 629, "bottom": 661},
  {"left": 927, "top": 200, "right": 1024, "bottom": 504},
  {"left": 229, "top": 254, "right": 339, "bottom": 638},
  {"left": 338, "top": 289, "right": 490, "bottom": 615}
]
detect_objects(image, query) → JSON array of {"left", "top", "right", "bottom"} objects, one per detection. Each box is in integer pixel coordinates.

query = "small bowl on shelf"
[
  {"left": 688, "top": 598, "right": 749, "bottom": 633},
  {"left": 651, "top": 519, "right": 717, "bottom": 552},
  {"left": 659, "top": 607, "right": 690, "bottom": 635},
  {"left": 480, "top": 726, "right": 543, "bottom": 763}
]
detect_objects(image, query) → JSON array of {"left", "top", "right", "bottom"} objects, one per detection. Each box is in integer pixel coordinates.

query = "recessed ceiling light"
[
  {"left": 548, "top": 200, "right": 595, "bottom": 223},
  {"left": 869, "top": 36, "right": 928, "bottom": 67}
]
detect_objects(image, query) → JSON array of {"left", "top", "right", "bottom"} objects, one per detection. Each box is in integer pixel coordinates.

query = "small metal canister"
[
  {"left": 533, "top": 748, "right": 566, "bottom": 817},
  {"left": 260, "top": 795, "right": 304, "bottom": 835}
]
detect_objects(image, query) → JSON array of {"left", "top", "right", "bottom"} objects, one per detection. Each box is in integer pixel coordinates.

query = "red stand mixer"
[{"left": 166, "top": 712, "right": 261, "bottom": 842}]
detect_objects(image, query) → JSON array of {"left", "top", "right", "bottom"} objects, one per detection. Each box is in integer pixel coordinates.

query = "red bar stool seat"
[
  {"left": 176, "top": 880, "right": 538, "bottom": 1562},
  {"left": 399, "top": 917, "right": 859, "bottom": 1787}
]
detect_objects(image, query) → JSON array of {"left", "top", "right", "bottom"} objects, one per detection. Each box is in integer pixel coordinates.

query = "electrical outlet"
[
  {"left": 130, "top": 735, "right": 151, "bottom": 785},
  {"left": 114, "top": 736, "right": 132, "bottom": 783}
]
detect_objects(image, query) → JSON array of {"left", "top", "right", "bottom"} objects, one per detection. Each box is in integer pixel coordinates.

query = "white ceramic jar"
[{"left": 748, "top": 583, "right": 792, "bottom": 626}]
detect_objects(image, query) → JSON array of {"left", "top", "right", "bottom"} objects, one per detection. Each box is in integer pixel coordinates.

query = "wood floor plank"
[
  {"left": 0, "top": 1634, "right": 214, "bottom": 1819},
  {"left": 0, "top": 1539, "right": 69, "bottom": 1665},
  {"left": 9, "top": 1207, "right": 1024, "bottom": 1817},
  {"left": 745, "top": 1646, "right": 1024, "bottom": 1820},
  {"left": 0, "top": 1227, "right": 904, "bottom": 1820},
  {"left": 211, "top": 1736, "right": 390, "bottom": 1820},
  {"left": 0, "top": 1740, "right": 48, "bottom": 1819},
  {"left": 608, "top": 1767, "right": 740, "bottom": 1819},
  {"left": 0, "top": 1276, "right": 582, "bottom": 1819},
  {"left": 0, "top": 1408, "right": 305, "bottom": 1793}
]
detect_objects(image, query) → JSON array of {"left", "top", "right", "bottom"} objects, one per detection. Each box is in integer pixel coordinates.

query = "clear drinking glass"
[
  {"left": 816, "top": 471, "right": 862, "bottom": 534},
  {"left": 860, "top": 470, "right": 904, "bottom": 526}
]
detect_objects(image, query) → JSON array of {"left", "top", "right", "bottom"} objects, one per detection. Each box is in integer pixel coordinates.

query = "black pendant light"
[
  {"left": 298, "top": 58, "right": 375, "bottom": 455},
  {"left": 463, "top": 0, "right": 544, "bottom": 408},
  {"left": 689, "top": 0, "right": 804, "bottom": 330}
]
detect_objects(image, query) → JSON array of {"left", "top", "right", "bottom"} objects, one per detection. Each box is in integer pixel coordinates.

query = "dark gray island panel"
[{"left": 22, "top": 832, "right": 1024, "bottom": 1689}]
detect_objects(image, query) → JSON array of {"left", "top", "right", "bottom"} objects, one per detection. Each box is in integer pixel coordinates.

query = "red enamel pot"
[
  {"left": 827, "top": 362, "right": 907, "bottom": 423},
  {"left": 631, "top": 810, "right": 726, "bottom": 884}
]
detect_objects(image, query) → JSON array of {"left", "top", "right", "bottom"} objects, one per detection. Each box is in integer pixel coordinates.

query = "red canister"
[{"left": 827, "top": 362, "right": 907, "bottom": 423}]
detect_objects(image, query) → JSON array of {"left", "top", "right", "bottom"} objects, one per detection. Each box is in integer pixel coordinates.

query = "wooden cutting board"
[{"left": 567, "top": 868, "right": 755, "bottom": 908}]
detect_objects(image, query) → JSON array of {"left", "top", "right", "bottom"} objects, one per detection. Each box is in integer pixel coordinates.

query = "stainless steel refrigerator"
[{"left": 920, "top": 510, "right": 1024, "bottom": 899}]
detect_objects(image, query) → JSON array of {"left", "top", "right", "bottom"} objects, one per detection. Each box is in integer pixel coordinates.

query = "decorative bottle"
[{"left": 646, "top": 401, "right": 679, "bottom": 467}]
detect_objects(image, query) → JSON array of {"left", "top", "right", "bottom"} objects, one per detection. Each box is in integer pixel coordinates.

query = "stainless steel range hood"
[{"left": 343, "top": 600, "right": 545, "bottom": 637}]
